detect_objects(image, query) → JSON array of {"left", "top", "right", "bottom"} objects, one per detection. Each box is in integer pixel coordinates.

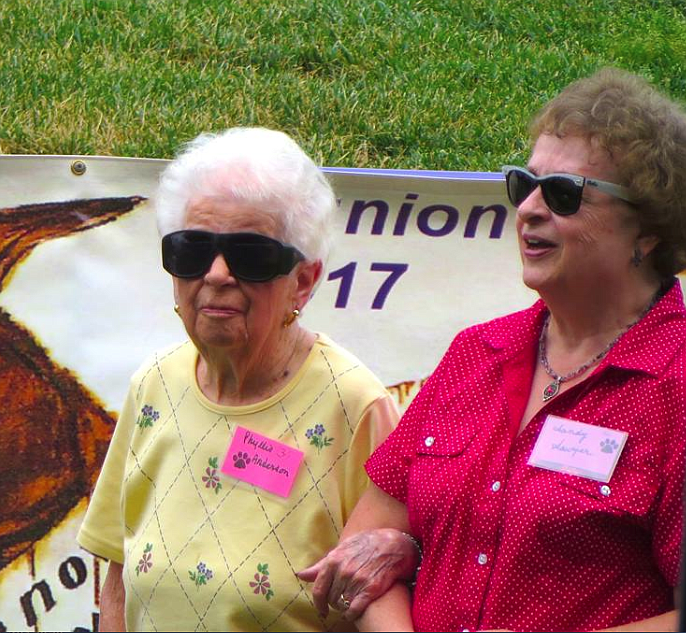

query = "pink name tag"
[
  {"left": 221, "top": 426, "right": 304, "bottom": 498},
  {"left": 528, "top": 415, "right": 628, "bottom": 483}
]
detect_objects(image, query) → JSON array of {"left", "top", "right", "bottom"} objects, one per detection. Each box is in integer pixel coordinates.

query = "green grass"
[{"left": 1, "top": 0, "right": 686, "bottom": 169}]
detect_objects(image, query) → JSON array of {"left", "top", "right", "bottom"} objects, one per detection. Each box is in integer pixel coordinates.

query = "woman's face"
[
  {"left": 173, "top": 196, "right": 312, "bottom": 357},
  {"left": 516, "top": 133, "right": 642, "bottom": 296}
]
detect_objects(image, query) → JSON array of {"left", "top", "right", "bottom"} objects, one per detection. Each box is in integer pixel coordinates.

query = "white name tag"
[{"left": 528, "top": 415, "right": 628, "bottom": 483}]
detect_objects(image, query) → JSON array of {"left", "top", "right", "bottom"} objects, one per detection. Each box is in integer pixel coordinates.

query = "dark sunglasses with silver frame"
[
  {"left": 162, "top": 230, "right": 305, "bottom": 282},
  {"left": 502, "top": 165, "right": 636, "bottom": 216}
]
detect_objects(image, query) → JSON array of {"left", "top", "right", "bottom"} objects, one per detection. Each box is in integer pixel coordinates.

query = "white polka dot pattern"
[{"left": 366, "top": 280, "right": 686, "bottom": 632}]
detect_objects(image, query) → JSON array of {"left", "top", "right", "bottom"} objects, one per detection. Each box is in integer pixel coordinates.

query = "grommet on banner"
[{"left": 70, "top": 160, "right": 87, "bottom": 176}]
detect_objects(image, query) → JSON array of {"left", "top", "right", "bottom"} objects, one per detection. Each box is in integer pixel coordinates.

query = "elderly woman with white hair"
[{"left": 77, "top": 127, "right": 398, "bottom": 632}]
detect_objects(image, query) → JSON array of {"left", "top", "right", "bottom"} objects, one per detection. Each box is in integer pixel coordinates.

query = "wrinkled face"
[
  {"left": 516, "top": 133, "right": 641, "bottom": 296},
  {"left": 173, "top": 196, "right": 300, "bottom": 357}
]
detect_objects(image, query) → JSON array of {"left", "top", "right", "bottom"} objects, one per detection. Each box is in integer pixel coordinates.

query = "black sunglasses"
[
  {"left": 161, "top": 230, "right": 305, "bottom": 282},
  {"left": 502, "top": 165, "right": 636, "bottom": 216}
]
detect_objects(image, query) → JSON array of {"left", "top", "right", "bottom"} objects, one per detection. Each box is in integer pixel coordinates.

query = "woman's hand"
[{"left": 297, "top": 528, "right": 420, "bottom": 621}]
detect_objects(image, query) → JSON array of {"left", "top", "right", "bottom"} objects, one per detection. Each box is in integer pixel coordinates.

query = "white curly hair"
[{"left": 156, "top": 127, "right": 336, "bottom": 263}]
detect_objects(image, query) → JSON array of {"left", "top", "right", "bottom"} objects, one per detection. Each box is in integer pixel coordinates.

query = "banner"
[{"left": 0, "top": 156, "right": 536, "bottom": 631}]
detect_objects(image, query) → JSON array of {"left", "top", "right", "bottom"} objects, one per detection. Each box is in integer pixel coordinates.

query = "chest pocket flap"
[
  {"left": 557, "top": 468, "right": 659, "bottom": 516},
  {"left": 416, "top": 419, "right": 479, "bottom": 457}
]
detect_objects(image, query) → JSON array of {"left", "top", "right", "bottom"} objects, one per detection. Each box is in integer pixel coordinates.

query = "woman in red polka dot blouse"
[{"left": 299, "top": 68, "right": 686, "bottom": 632}]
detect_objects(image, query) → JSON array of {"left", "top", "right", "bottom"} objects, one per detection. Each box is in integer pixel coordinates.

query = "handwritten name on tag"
[
  {"left": 221, "top": 426, "right": 304, "bottom": 498},
  {"left": 528, "top": 415, "right": 628, "bottom": 483}
]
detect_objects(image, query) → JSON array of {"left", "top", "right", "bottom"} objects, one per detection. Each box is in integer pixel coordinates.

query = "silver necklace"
[{"left": 538, "top": 293, "right": 660, "bottom": 402}]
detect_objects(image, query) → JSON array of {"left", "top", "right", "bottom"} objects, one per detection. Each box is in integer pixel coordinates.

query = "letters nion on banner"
[{"left": 343, "top": 194, "right": 506, "bottom": 239}]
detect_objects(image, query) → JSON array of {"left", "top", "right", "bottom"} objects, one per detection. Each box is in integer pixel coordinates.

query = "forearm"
[
  {"left": 298, "top": 482, "right": 418, "bottom": 619},
  {"left": 356, "top": 583, "right": 414, "bottom": 632},
  {"left": 339, "top": 484, "right": 419, "bottom": 581},
  {"left": 598, "top": 609, "right": 676, "bottom": 632},
  {"left": 99, "top": 561, "right": 126, "bottom": 632},
  {"left": 341, "top": 483, "right": 411, "bottom": 536}
]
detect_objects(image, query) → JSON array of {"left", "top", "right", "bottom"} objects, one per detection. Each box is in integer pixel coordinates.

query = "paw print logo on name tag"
[
  {"left": 599, "top": 438, "right": 619, "bottom": 454},
  {"left": 233, "top": 451, "right": 251, "bottom": 469}
]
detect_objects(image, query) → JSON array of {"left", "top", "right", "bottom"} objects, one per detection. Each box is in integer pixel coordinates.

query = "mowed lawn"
[{"left": 1, "top": 0, "right": 686, "bottom": 169}]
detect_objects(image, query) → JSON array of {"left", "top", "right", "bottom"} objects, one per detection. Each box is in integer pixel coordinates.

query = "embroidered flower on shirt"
[
  {"left": 249, "top": 563, "right": 274, "bottom": 600},
  {"left": 189, "top": 562, "right": 213, "bottom": 588},
  {"left": 202, "top": 457, "right": 223, "bottom": 493},
  {"left": 136, "top": 543, "right": 153, "bottom": 575},
  {"left": 136, "top": 404, "right": 160, "bottom": 429},
  {"left": 305, "top": 424, "right": 333, "bottom": 452}
]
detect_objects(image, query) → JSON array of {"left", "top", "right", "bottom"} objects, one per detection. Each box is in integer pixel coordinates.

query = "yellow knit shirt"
[{"left": 77, "top": 334, "right": 398, "bottom": 631}]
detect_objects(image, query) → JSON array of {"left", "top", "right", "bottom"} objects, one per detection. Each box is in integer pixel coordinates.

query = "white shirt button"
[
  {"left": 477, "top": 553, "right": 488, "bottom": 565},
  {"left": 424, "top": 436, "right": 435, "bottom": 447},
  {"left": 600, "top": 484, "right": 611, "bottom": 496},
  {"left": 491, "top": 481, "right": 501, "bottom": 492}
]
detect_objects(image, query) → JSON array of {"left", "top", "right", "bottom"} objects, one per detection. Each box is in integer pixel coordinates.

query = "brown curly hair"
[{"left": 531, "top": 67, "right": 686, "bottom": 278}]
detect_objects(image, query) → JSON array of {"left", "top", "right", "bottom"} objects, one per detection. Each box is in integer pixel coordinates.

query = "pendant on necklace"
[{"left": 542, "top": 379, "right": 561, "bottom": 402}]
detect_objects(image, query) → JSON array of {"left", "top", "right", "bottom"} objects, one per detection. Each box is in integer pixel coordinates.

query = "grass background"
[{"left": 1, "top": 0, "right": 686, "bottom": 170}]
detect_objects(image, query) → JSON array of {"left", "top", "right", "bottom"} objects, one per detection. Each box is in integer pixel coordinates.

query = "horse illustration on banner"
[{"left": 0, "top": 196, "right": 145, "bottom": 571}]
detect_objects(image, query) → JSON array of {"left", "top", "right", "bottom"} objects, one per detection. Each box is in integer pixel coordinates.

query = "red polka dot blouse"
[{"left": 366, "top": 280, "right": 686, "bottom": 632}]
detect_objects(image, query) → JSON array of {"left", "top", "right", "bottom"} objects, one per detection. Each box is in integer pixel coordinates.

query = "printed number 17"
[{"left": 327, "top": 262, "right": 409, "bottom": 310}]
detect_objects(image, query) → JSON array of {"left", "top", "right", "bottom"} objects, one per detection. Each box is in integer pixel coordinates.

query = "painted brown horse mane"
[{"left": 0, "top": 196, "right": 145, "bottom": 568}]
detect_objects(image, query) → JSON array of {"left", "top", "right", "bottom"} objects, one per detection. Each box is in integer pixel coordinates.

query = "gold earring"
[
  {"left": 283, "top": 308, "right": 300, "bottom": 328},
  {"left": 174, "top": 304, "right": 181, "bottom": 315}
]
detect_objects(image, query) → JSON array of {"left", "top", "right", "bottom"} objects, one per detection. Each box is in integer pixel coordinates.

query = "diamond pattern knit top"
[{"left": 78, "top": 334, "right": 398, "bottom": 631}]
